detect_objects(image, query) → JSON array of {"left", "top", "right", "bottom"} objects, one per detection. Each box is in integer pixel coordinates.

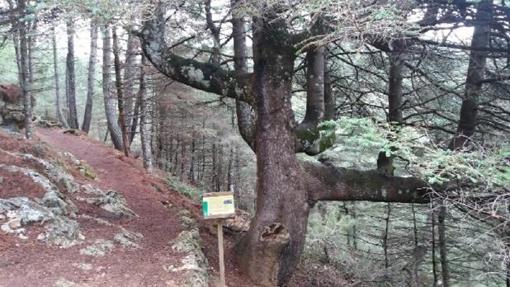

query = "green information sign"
[{"left": 202, "top": 192, "right": 235, "bottom": 219}]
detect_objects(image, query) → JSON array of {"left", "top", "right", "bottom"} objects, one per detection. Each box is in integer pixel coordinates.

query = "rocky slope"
[{"left": 0, "top": 128, "right": 209, "bottom": 286}]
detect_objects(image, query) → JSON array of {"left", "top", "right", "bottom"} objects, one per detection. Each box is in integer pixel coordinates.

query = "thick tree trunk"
[
  {"left": 139, "top": 3, "right": 435, "bottom": 285},
  {"left": 450, "top": 0, "right": 492, "bottom": 149},
  {"left": 237, "top": 18, "right": 309, "bottom": 286},
  {"left": 82, "top": 19, "right": 98, "bottom": 133},
  {"left": 65, "top": 19, "right": 79, "bottom": 129},
  {"left": 101, "top": 25, "right": 124, "bottom": 151},
  {"left": 112, "top": 26, "right": 130, "bottom": 157},
  {"left": 51, "top": 25, "right": 64, "bottom": 125}
]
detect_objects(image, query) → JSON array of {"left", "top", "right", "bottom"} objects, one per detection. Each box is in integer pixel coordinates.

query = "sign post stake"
[
  {"left": 217, "top": 221, "right": 226, "bottom": 287},
  {"left": 201, "top": 192, "right": 235, "bottom": 287}
]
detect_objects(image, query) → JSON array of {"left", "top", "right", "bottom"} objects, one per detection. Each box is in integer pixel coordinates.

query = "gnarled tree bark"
[{"left": 139, "top": 3, "right": 435, "bottom": 285}]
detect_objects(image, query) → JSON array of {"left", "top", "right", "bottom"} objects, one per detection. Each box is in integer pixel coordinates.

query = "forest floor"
[
  {"left": 0, "top": 127, "right": 251, "bottom": 287},
  {"left": 0, "top": 127, "right": 348, "bottom": 287}
]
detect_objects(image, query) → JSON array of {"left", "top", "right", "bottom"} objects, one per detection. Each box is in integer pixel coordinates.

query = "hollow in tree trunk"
[{"left": 237, "top": 17, "right": 310, "bottom": 286}]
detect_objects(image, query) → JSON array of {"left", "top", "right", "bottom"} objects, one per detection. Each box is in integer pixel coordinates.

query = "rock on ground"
[
  {"left": 79, "top": 239, "right": 115, "bottom": 257},
  {"left": 165, "top": 210, "right": 209, "bottom": 287}
]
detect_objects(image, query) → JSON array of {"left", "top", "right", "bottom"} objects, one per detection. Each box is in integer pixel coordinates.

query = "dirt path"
[{"left": 0, "top": 128, "right": 192, "bottom": 287}]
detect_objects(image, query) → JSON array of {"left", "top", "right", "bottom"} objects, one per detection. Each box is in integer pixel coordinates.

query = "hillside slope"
[{"left": 0, "top": 128, "right": 212, "bottom": 286}]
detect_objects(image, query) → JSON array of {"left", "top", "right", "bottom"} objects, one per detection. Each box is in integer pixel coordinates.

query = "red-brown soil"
[
  {"left": 0, "top": 128, "right": 343, "bottom": 287},
  {"left": 0, "top": 128, "right": 251, "bottom": 287}
]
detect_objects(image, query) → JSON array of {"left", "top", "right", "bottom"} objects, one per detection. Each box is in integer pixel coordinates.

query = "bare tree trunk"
[
  {"left": 438, "top": 205, "right": 449, "bottom": 287},
  {"left": 205, "top": 0, "right": 220, "bottom": 65},
  {"left": 139, "top": 55, "right": 153, "bottom": 172},
  {"left": 17, "top": 0, "right": 32, "bottom": 138},
  {"left": 506, "top": 243, "right": 510, "bottom": 287},
  {"left": 123, "top": 32, "right": 139, "bottom": 139},
  {"left": 377, "top": 46, "right": 404, "bottom": 176},
  {"left": 65, "top": 19, "right": 79, "bottom": 129},
  {"left": 302, "top": 47, "right": 325, "bottom": 127},
  {"left": 351, "top": 204, "right": 357, "bottom": 250},
  {"left": 51, "top": 25, "right": 64, "bottom": 125},
  {"left": 234, "top": 146, "right": 242, "bottom": 207},
  {"left": 112, "top": 27, "right": 130, "bottom": 156},
  {"left": 450, "top": 0, "right": 492, "bottom": 149},
  {"left": 411, "top": 203, "right": 419, "bottom": 285},
  {"left": 383, "top": 203, "right": 392, "bottom": 271},
  {"left": 432, "top": 209, "right": 438, "bottom": 287},
  {"left": 227, "top": 146, "right": 233, "bottom": 191},
  {"left": 8, "top": 0, "right": 21, "bottom": 83},
  {"left": 189, "top": 137, "right": 196, "bottom": 182},
  {"left": 180, "top": 142, "right": 186, "bottom": 181},
  {"left": 200, "top": 127, "right": 206, "bottom": 182},
  {"left": 173, "top": 139, "right": 179, "bottom": 175},
  {"left": 82, "top": 19, "right": 98, "bottom": 133},
  {"left": 129, "top": 94, "right": 141, "bottom": 143},
  {"left": 101, "top": 24, "right": 123, "bottom": 150},
  {"left": 295, "top": 45, "right": 325, "bottom": 154},
  {"left": 28, "top": 19, "right": 37, "bottom": 87},
  {"left": 231, "top": 0, "right": 256, "bottom": 148},
  {"left": 323, "top": 54, "right": 336, "bottom": 121},
  {"left": 217, "top": 144, "right": 224, "bottom": 190},
  {"left": 211, "top": 142, "right": 218, "bottom": 191}
]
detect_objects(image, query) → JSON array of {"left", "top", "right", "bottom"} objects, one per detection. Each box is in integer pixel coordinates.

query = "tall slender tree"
[
  {"left": 112, "top": 26, "right": 130, "bottom": 156},
  {"left": 101, "top": 24, "right": 123, "bottom": 150},
  {"left": 139, "top": 55, "right": 153, "bottom": 172},
  {"left": 82, "top": 19, "right": 98, "bottom": 133},
  {"left": 17, "top": 0, "right": 32, "bottom": 139},
  {"left": 65, "top": 18, "right": 79, "bottom": 129},
  {"left": 450, "top": 0, "right": 493, "bottom": 149},
  {"left": 51, "top": 25, "right": 64, "bottom": 125},
  {"left": 123, "top": 32, "right": 139, "bottom": 141}
]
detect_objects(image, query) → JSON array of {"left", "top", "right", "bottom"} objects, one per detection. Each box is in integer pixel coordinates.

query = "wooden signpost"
[{"left": 202, "top": 192, "right": 235, "bottom": 287}]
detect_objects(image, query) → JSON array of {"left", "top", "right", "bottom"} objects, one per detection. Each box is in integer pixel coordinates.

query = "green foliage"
[
  {"left": 335, "top": 117, "right": 387, "bottom": 149},
  {"left": 319, "top": 117, "right": 510, "bottom": 189},
  {"left": 167, "top": 175, "right": 203, "bottom": 201}
]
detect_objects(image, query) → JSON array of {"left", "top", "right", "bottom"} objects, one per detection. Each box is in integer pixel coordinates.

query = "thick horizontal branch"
[
  {"left": 138, "top": 3, "right": 254, "bottom": 105},
  {"left": 302, "top": 160, "right": 432, "bottom": 204}
]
